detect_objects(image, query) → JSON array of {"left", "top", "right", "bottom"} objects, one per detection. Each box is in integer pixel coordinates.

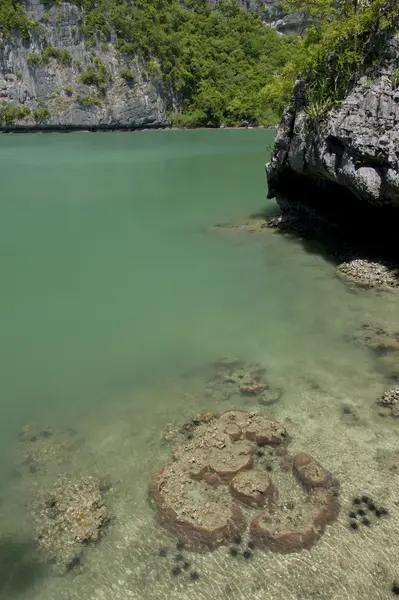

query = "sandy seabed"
[{"left": 3, "top": 296, "right": 399, "bottom": 600}]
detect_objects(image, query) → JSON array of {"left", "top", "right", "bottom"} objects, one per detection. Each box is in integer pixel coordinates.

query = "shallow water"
[{"left": 1, "top": 130, "right": 399, "bottom": 600}]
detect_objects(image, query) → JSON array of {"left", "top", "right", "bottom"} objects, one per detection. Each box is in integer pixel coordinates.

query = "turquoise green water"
[
  {"left": 0, "top": 131, "right": 273, "bottom": 449},
  {"left": 1, "top": 130, "right": 399, "bottom": 600}
]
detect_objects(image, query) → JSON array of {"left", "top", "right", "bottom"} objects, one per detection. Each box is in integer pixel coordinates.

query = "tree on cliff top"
[
  {"left": 263, "top": 0, "right": 399, "bottom": 117},
  {"left": 284, "top": 0, "right": 358, "bottom": 18},
  {"left": 76, "top": 0, "right": 301, "bottom": 126}
]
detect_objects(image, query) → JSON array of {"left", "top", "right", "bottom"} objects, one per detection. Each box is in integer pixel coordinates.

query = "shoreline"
[
  {"left": 209, "top": 210, "right": 399, "bottom": 289},
  {"left": 0, "top": 124, "right": 276, "bottom": 135}
]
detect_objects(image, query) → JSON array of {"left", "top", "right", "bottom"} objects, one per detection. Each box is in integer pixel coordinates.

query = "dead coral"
[
  {"left": 151, "top": 410, "right": 339, "bottom": 554},
  {"left": 33, "top": 475, "right": 111, "bottom": 572}
]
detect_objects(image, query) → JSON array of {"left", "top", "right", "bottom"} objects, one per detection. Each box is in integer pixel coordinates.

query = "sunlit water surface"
[{"left": 1, "top": 130, "right": 399, "bottom": 600}]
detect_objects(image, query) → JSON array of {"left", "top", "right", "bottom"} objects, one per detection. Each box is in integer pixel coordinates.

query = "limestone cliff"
[
  {"left": 266, "top": 36, "right": 399, "bottom": 247},
  {"left": 0, "top": 0, "right": 303, "bottom": 131},
  {"left": 262, "top": 0, "right": 307, "bottom": 35},
  {"left": 0, "top": 0, "right": 169, "bottom": 130},
  {"left": 236, "top": 0, "right": 307, "bottom": 34}
]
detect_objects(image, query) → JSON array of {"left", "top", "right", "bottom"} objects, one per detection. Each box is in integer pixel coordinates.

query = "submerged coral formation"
[
  {"left": 33, "top": 475, "right": 111, "bottom": 572},
  {"left": 17, "top": 423, "right": 80, "bottom": 474},
  {"left": 151, "top": 410, "right": 339, "bottom": 553},
  {"left": 349, "top": 320, "right": 399, "bottom": 382},
  {"left": 12, "top": 423, "right": 113, "bottom": 574},
  {"left": 376, "top": 388, "right": 399, "bottom": 418},
  {"left": 161, "top": 357, "right": 284, "bottom": 445},
  {"left": 206, "top": 357, "right": 283, "bottom": 405}
]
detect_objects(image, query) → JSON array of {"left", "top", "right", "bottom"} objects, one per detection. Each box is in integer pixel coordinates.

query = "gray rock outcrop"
[
  {"left": 262, "top": 0, "right": 308, "bottom": 35},
  {"left": 233, "top": 0, "right": 308, "bottom": 34},
  {"left": 0, "top": 0, "right": 169, "bottom": 130},
  {"left": 266, "top": 36, "right": 399, "bottom": 249}
]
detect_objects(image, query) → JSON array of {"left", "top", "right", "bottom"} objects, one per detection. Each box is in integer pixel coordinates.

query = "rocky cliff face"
[
  {"left": 266, "top": 36, "right": 399, "bottom": 249},
  {"left": 263, "top": 0, "right": 307, "bottom": 35},
  {"left": 0, "top": 0, "right": 304, "bottom": 131},
  {"left": 0, "top": 0, "right": 169, "bottom": 130},
  {"left": 236, "top": 0, "right": 307, "bottom": 34}
]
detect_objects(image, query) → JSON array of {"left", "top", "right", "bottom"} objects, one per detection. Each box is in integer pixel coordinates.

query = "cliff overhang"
[{"left": 266, "top": 36, "right": 399, "bottom": 252}]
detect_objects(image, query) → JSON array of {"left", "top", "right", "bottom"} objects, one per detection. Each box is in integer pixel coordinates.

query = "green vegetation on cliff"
[
  {"left": 2, "top": 0, "right": 398, "bottom": 126},
  {"left": 75, "top": 0, "right": 299, "bottom": 126},
  {"left": 79, "top": 58, "right": 110, "bottom": 95},
  {"left": 0, "top": 0, "right": 299, "bottom": 126},
  {"left": 264, "top": 0, "right": 399, "bottom": 117},
  {"left": 0, "top": 0, "right": 36, "bottom": 38},
  {"left": 0, "top": 101, "right": 30, "bottom": 124},
  {"left": 27, "top": 46, "right": 73, "bottom": 66}
]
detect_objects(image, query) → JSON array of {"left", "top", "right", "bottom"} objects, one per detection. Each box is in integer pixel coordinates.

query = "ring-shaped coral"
[{"left": 151, "top": 410, "right": 339, "bottom": 553}]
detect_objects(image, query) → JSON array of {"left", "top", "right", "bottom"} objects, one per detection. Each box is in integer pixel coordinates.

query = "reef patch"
[{"left": 151, "top": 410, "right": 339, "bottom": 553}]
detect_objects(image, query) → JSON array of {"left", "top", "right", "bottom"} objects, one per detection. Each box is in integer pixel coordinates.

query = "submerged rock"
[
  {"left": 292, "top": 453, "right": 336, "bottom": 491},
  {"left": 350, "top": 323, "right": 399, "bottom": 356},
  {"left": 206, "top": 357, "right": 282, "bottom": 403},
  {"left": 250, "top": 488, "right": 338, "bottom": 554},
  {"left": 19, "top": 424, "right": 55, "bottom": 442},
  {"left": 336, "top": 259, "right": 399, "bottom": 289},
  {"left": 33, "top": 475, "right": 111, "bottom": 572},
  {"left": 265, "top": 211, "right": 330, "bottom": 239},
  {"left": 229, "top": 469, "right": 277, "bottom": 508},
  {"left": 151, "top": 409, "right": 339, "bottom": 553},
  {"left": 208, "top": 220, "right": 268, "bottom": 234},
  {"left": 349, "top": 322, "right": 399, "bottom": 380},
  {"left": 17, "top": 423, "right": 81, "bottom": 474},
  {"left": 376, "top": 388, "right": 399, "bottom": 418}
]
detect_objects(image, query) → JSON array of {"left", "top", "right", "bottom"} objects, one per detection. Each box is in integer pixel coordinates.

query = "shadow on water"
[
  {"left": 0, "top": 537, "right": 47, "bottom": 597},
  {"left": 249, "top": 203, "right": 345, "bottom": 263},
  {"left": 285, "top": 222, "right": 399, "bottom": 274},
  {"left": 251, "top": 201, "right": 399, "bottom": 274}
]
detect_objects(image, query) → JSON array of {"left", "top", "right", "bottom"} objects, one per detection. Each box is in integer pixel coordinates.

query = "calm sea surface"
[{"left": 0, "top": 130, "right": 398, "bottom": 600}]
